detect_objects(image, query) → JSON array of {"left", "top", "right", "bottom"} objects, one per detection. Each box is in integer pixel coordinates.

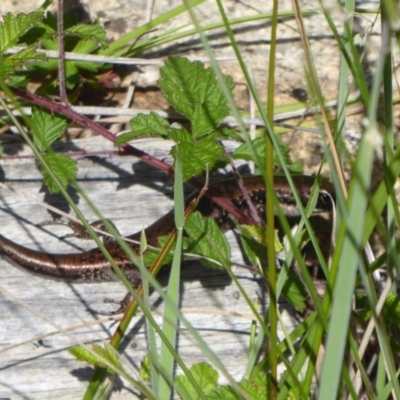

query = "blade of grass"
[
  {"left": 265, "top": 1, "right": 279, "bottom": 396},
  {"left": 185, "top": 4, "right": 339, "bottom": 395},
  {"left": 99, "top": 0, "right": 207, "bottom": 57},
  {"left": 335, "top": 0, "right": 356, "bottom": 152},
  {"left": 132, "top": 10, "right": 316, "bottom": 54},
  {"left": 0, "top": 90, "right": 159, "bottom": 399},
  {"left": 142, "top": 228, "right": 160, "bottom": 395},
  {"left": 319, "top": 12, "right": 400, "bottom": 399},
  {"left": 158, "top": 149, "right": 184, "bottom": 399}
]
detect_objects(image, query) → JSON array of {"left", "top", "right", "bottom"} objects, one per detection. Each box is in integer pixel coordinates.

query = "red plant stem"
[
  {"left": 56, "top": 0, "right": 68, "bottom": 104},
  {"left": 10, "top": 87, "right": 255, "bottom": 225}
]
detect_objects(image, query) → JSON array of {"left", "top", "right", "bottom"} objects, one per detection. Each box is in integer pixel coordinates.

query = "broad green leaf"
[
  {"left": 31, "top": 56, "right": 58, "bottom": 71},
  {"left": 66, "top": 21, "right": 108, "bottom": 49},
  {"left": 31, "top": 107, "right": 67, "bottom": 150},
  {"left": 169, "top": 127, "right": 192, "bottom": 143},
  {"left": 64, "top": 60, "right": 80, "bottom": 89},
  {"left": 41, "top": 11, "right": 57, "bottom": 32},
  {"left": 39, "top": 152, "right": 77, "bottom": 192},
  {"left": 208, "top": 386, "right": 240, "bottom": 400},
  {"left": 159, "top": 56, "right": 234, "bottom": 132},
  {"left": 0, "top": 57, "right": 20, "bottom": 80},
  {"left": 208, "top": 371, "right": 268, "bottom": 400},
  {"left": 239, "top": 225, "right": 271, "bottom": 267},
  {"left": 216, "top": 127, "right": 241, "bottom": 140},
  {"left": 191, "top": 101, "right": 229, "bottom": 138},
  {"left": 10, "top": 46, "right": 47, "bottom": 63},
  {"left": 184, "top": 211, "right": 231, "bottom": 268},
  {"left": 0, "top": 11, "right": 44, "bottom": 53},
  {"left": 371, "top": 292, "right": 400, "bottom": 329},
  {"left": 68, "top": 34, "right": 106, "bottom": 72},
  {"left": 198, "top": 372, "right": 268, "bottom": 400},
  {"left": 281, "top": 270, "right": 308, "bottom": 312},
  {"left": 18, "top": 9, "right": 59, "bottom": 45},
  {"left": 239, "top": 224, "right": 307, "bottom": 311},
  {"left": 0, "top": 47, "right": 47, "bottom": 79},
  {"left": 19, "top": 25, "right": 52, "bottom": 46},
  {"left": 72, "top": 37, "right": 101, "bottom": 55},
  {"left": 170, "top": 129, "right": 224, "bottom": 180},
  {"left": 175, "top": 362, "right": 219, "bottom": 399},
  {"left": 142, "top": 245, "right": 173, "bottom": 268},
  {"left": 71, "top": 58, "right": 102, "bottom": 73},
  {"left": 239, "top": 371, "right": 268, "bottom": 399},
  {"left": 6, "top": 72, "right": 29, "bottom": 87},
  {"left": 116, "top": 112, "right": 172, "bottom": 145}
]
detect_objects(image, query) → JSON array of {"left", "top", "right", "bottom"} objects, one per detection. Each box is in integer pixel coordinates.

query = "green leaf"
[
  {"left": 92, "top": 343, "right": 122, "bottom": 372},
  {"left": 239, "top": 371, "right": 268, "bottom": 399},
  {"left": 175, "top": 362, "right": 219, "bottom": 399},
  {"left": 184, "top": 211, "right": 231, "bottom": 268},
  {"left": 1, "top": 59, "right": 21, "bottom": 81},
  {"left": 239, "top": 225, "right": 284, "bottom": 266},
  {"left": 66, "top": 21, "right": 108, "bottom": 49},
  {"left": 117, "top": 57, "right": 235, "bottom": 178},
  {"left": 216, "top": 127, "right": 241, "bottom": 140},
  {"left": 63, "top": 60, "right": 80, "bottom": 89},
  {"left": 170, "top": 129, "right": 224, "bottom": 180},
  {"left": 190, "top": 99, "right": 228, "bottom": 138},
  {"left": 0, "top": 47, "right": 47, "bottom": 79},
  {"left": 18, "top": 9, "right": 58, "bottom": 45},
  {"left": 0, "top": 11, "right": 44, "bottom": 53},
  {"left": 176, "top": 367, "right": 268, "bottom": 400},
  {"left": 68, "top": 39, "right": 104, "bottom": 72},
  {"left": 38, "top": 152, "right": 77, "bottom": 193},
  {"left": 116, "top": 112, "right": 172, "bottom": 145},
  {"left": 31, "top": 107, "right": 67, "bottom": 150},
  {"left": 142, "top": 245, "right": 173, "bottom": 268},
  {"left": 69, "top": 344, "right": 122, "bottom": 375},
  {"left": 70, "top": 345, "right": 100, "bottom": 364},
  {"left": 208, "top": 386, "right": 241, "bottom": 400},
  {"left": 140, "top": 355, "right": 151, "bottom": 381},
  {"left": 208, "top": 371, "right": 269, "bottom": 400},
  {"left": 239, "top": 224, "right": 307, "bottom": 311},
  {"left": 380, "top": 292, "right": 400, "bottom": 329},
  {"left": 281, "top": 269, "right": 308, "bottom": 312},
  {"left": 159, "top": 56, "right": 234, "bottom": 136},
  {"left": 6, "top": 72, "right": 30, "bottom": 87}
]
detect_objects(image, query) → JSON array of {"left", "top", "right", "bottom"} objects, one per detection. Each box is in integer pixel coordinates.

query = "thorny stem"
[
  {"left": 56, "top": 0, "right": 68, "bottom": 104},
  {"left": 9, "top": 87, "right": 256, "bottom": 225}
]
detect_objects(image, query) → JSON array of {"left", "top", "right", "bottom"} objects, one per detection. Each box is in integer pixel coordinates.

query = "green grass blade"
[
  {"left": 100, "top": 0, "right": 206, "bottom": 56},
  {"left": 158, "top": 149, "right": 184, "bottom": 399}
]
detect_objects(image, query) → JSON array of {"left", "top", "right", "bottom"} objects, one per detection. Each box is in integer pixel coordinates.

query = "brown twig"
[
  {"left": 223, "top": 147, "right": 263, "bottom": 225},
  {"left": 56, "top": 0, "right": 68, "bottom": 104}
]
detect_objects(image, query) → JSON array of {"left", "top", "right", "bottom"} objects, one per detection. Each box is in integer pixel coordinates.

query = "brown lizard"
[{"left": 0, "top": 175, "right": 335, "bottom": 288}]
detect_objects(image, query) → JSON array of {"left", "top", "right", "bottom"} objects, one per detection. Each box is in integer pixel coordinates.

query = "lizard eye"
[{"left": 318, "top": 191, "right": 333, "bottom": 209}]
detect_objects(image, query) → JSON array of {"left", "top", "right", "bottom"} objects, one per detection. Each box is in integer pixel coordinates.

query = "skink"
[{"left": 0, "top": 175, "right": 335, "bottom": 287}]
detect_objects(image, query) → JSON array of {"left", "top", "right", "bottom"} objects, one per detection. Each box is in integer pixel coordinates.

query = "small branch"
[
  {"left": 9, "top": 88, "right": 256, "bottom": 225},
  {"left": 56, "top": 0, "right": 68, "bottom": 104},
  {"left": 223, "top": 147, "right": 263, "bottom": 225}
]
